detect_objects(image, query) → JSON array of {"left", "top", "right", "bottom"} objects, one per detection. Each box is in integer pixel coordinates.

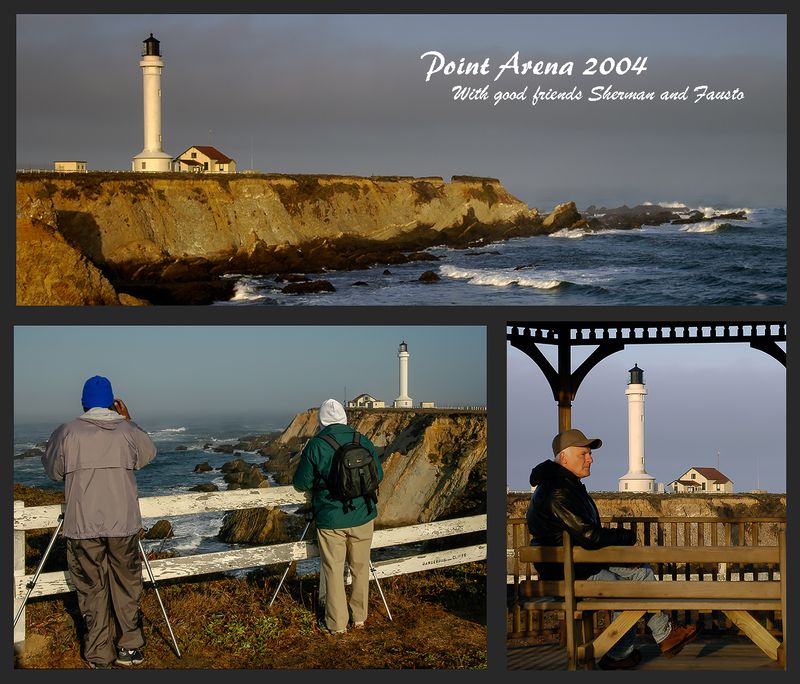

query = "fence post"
[{"left": 14, "top": 500, "right": 26, "bottom": 655}]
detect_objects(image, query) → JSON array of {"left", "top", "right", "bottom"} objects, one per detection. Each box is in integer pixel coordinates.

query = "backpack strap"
[
  {"left": 320, "top": 434, "right": 341, "bottom": 450},
  {"left": 314, "top": 434, "right": 341, "bottom": 492}
]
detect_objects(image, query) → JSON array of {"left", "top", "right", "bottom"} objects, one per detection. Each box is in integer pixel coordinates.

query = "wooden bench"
[{"left": 516, "top": 529, "right": 786, "bottom": 670}]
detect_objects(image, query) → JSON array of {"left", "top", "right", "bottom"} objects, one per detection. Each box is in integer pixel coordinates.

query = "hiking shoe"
[
  {"left": 352, "top": 621, "right": 366, "bottom": 630},
  {"left": 598, "top": 649, "right": 642, "bottom": 670},
  {"left": 115, "top": 648, "right": 144, "bottom": 666},
  {"left": 659, "top": 624, "right": 699, "bottom": 658},
  {"left": 89, "top": 662, "right": 113, "bottom": 669},
  {"left": 317, "top": 616, "right": 345, "bottom": 635}
]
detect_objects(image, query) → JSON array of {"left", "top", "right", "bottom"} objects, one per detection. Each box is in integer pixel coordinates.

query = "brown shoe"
[
  {"left": 598, "top": 649, "right": 642, "bottom": 670},
  {"left": 659, "top": 624, "right": 698, "bottom": 658}
]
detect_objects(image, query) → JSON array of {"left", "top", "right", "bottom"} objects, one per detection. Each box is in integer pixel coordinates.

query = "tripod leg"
[
  {"left": 369, "top": 560, "right": 393, "bottom": 621},
  {"left": 138, "top": 539, "right": 181, "bottom": 658},
  {"left": 269, "top": 521, "right": 311, "bottom": 607},
  {"left": 14, "top": 515, "right": 64, "bottom": 628}
]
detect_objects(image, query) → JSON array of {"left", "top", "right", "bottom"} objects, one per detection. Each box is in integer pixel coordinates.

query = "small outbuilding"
[{"left": 53, "top": 161, "right": 87, "bottom": 173}]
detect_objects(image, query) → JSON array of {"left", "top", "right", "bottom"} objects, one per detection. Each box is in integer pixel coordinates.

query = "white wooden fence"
[{"left": 13, "top": 487, "right": 486, "bottom": 651}]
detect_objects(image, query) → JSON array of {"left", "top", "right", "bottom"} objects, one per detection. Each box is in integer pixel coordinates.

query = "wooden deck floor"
[{"left": 507, "top": 635, "right": 783, "bottom": 670}]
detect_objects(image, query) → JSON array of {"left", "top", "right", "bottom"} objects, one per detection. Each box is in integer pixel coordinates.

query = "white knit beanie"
[{"left": 318, "top": 398, "right": 347, "bottom": 427}]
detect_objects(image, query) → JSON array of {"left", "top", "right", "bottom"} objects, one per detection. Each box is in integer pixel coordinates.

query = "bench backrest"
[{"left": 518, "top": 529, "right": 785, "bottom": 603}]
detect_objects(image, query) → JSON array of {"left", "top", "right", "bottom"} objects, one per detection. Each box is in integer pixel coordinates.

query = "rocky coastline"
[
  {"left": 17, "top": 171, "right": 743, "bottom": 305},
  {"left": 211, "top": 408, "right": 487, "bottom": 543}
]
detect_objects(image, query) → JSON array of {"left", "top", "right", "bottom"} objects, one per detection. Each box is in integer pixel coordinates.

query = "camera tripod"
[
  {"left": 13, "top": 514, "right": 181, "bottom": 658},
  {"left": 269, "top": 517, "right": 392, "bottom": 621}
]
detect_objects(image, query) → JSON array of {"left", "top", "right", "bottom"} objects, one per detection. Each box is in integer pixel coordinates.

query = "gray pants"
[{"left": 66, "top": 536, "right": 144, "bottom": 666}]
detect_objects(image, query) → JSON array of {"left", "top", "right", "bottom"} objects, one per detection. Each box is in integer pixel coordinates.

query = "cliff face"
[
  {"left": 15, "top": 172, "right": 567, "bottom": 304},
  {"left": 16, "top": 218, "right": 122, "bottom": 305},
  {"left": 16, "top": 173, "right": 537, "bottom": 266},
  {"left": 271, "top": 408, "right": 487, "bottom": 526}
]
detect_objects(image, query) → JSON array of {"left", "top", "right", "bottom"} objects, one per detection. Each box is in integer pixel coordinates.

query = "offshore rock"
[
  {"left": 190, "top": 483, "right": 219, "bottom": 492},
  {"left": 541, "top": 201, "right": 582, "bottom": 232},
  {"left": 220, "top": 458, "right": 270, "bottom": 489},
  {"left": 143, "top": 520, "right": 174, "bottom": 539},
  {"left": 282, "top": 279, "right": 335, "bottom": 294},
  {"left": 217, "top": 506, "right": 308, "bottom": 544}
]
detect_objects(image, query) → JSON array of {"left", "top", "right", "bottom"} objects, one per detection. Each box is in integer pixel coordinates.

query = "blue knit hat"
[{"left": 81, "top": 376, "right": 114, "bottom": 409}]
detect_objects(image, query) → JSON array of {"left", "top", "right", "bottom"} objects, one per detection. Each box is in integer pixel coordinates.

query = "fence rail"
[{"left": 13, "top": 488, "right": 486, "bottom": 650}]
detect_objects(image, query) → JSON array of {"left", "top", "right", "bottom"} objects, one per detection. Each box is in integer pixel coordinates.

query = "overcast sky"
[
  {"left": 16, "top": 13, "right": 786, "bottom": 210},
  {"left": 507, "top": 334, "right": 787, "bottom": 494},
  {"left": 13, "top": 326, "right": 486, "bottom": 426}
]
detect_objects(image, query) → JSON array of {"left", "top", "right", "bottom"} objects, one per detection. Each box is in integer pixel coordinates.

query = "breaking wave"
[
  {"left": 644, "top": 201, "right": 752, "bottom": 216},
  {"left": 679, "top": 221, "right": 741, "bottom": 234},
  {"left": 148, "top": 427, "right": 187, "bottom": 439},
  {"left": 439, "top": 264, "right": 561, "bottom": 289},
  {"left": 230, "top": 277, "right": 272, "bottom": 303}
]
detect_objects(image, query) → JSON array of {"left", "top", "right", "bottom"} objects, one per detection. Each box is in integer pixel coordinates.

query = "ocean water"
[
  {"left": 13, "top": 418, "right": 291, "bottom": 560},
  {"left": 215, "top": 206, "right": 786, "bottom": 306},
  {"left": 13, "top": 417, "right": 423, "bottom": 574}
]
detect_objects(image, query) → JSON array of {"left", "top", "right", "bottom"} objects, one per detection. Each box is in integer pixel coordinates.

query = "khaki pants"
[
  {"left": 316, "top": 520, "right": 374, "bottom": 633},
  {"left": 66, "top": 536, "right": 144, "bottom": 666}
]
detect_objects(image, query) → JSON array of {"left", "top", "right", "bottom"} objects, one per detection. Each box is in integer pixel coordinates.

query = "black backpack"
[{"left": 319, "top": 432, "right": 380, "bottom": 514}]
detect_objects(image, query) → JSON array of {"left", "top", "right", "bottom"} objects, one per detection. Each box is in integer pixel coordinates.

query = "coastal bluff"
[
  {"left": 15, "top": 172, "right": 579, "bottom": 305},
  {"left": 218, "top": 408, "right": 487, "bottom": 543}
]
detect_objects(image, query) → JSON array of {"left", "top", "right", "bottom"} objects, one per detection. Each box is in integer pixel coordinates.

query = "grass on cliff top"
[
  {"left": 17, "top": 565, "right": 487, "bottom": 670},
  {"left": 13, "top": 486, "right": 486, "bottom": 670}
]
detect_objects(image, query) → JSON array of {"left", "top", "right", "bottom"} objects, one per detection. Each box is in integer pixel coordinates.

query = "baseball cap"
[{"left": 552, "top": 428, "right": 602, "bottom": 457}]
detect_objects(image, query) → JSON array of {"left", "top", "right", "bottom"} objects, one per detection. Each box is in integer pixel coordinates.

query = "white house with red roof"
[
  {"left": 346, "top": 393, "right": 386, "bottom": 409},
  {"left": 173, "top": 146, "right": 237, "bottom": 173},
  {"left": 669, "top": 467, "right": 733, "bottom": 493}
]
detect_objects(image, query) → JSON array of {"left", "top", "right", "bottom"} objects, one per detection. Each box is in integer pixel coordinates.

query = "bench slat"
[
  {"left": 519, "top": 580, "right": 565, "bottom": 597},
  {"left": 519, "top": 545, "right": 779, "bottom": 565},
  {"left": 576, "top": 598, "right": 782, "bottom": 611},
  {"left": 574, "top": 580, "right": 780, "bottom": 600}
]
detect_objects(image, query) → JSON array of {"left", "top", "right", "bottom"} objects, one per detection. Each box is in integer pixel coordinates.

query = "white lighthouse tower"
[
  {"left": 618, "top": 364, "right": 656, "bottom": 492},
  {"left": 132, "top": 34, "right": 172, "bottom": 172},
  {"left": 393, "top": 341, "right": 413, "bottom": 408}
]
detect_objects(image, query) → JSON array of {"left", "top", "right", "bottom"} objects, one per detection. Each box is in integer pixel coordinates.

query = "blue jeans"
[{"left": 585, "top": 565, "right": 672, "bottom": 658}]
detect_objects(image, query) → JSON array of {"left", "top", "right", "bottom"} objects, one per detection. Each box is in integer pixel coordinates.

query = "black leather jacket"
[{"left": 526, "top": 459, "right": 636, "bottom": 579}]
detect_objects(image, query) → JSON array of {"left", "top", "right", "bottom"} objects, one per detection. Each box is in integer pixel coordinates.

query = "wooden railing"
[
  {"left": 13, "top": 488, "right": 486, "bottom": 651},
  {"left": 507, "top": 515, "right": 786, "bottom": 638}
]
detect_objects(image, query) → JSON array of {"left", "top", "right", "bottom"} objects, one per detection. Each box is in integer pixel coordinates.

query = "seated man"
[{"left": 527, "top": 428, "right": 698, "bottom": 669}]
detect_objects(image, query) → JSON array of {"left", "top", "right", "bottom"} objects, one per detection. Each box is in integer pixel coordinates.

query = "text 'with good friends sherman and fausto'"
[{"left": 419, "top": 51, "right": 746, "bottom": 107}]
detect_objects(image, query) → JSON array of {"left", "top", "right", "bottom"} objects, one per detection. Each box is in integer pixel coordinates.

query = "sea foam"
[
  {"left": 679, "top": 221, "right": 737, "bottom": 234},
  {"left": 439, "top": 264, "right": 560, "bottom": 289},
  {"left": 230, "top": 277, "right": 270, "bottom": 302}
]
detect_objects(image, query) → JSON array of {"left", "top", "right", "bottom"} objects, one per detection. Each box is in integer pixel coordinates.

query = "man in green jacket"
[{"left": 292, "top": 398, "right": 384, "bottom": 634}]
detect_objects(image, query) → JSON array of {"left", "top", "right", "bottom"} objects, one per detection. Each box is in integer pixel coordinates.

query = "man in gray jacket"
[{"left": 42, "top": 376, "right": 156, "bottom": 669}]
